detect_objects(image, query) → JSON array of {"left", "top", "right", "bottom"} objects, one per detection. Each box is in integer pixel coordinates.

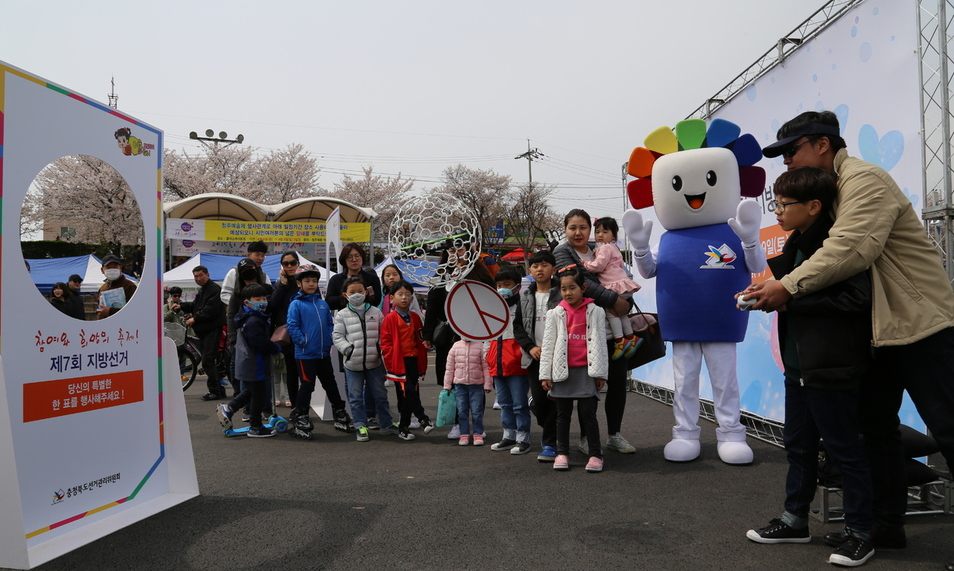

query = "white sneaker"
[
  {"left": 492, "top": 400, "right": 501, "bottom": 410},
  {"left": 577, "top": 437, "right": 589, "bottom": 455},
  {"left": 409, "top": 419, "right": 422, "bottom": 430},
  {"left": 606, "top": 433, "right": 636, "bottom": 454},
  {"left": 447, "top": 424, "right": 461, "bottom": 439}
]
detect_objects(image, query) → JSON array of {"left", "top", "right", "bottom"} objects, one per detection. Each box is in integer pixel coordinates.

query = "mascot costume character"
[{"left": 622, "top": 118, "right": 766, "bottom": 465}]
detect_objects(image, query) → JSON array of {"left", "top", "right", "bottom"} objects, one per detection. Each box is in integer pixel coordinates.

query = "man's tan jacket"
[{"left": 780, "top": 149, "right": 954, "bottom": 346}]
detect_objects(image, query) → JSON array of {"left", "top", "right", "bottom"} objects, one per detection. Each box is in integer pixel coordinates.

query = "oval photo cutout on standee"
[{"left": 20, "top": 155, "right": 145, "bottom": 321}]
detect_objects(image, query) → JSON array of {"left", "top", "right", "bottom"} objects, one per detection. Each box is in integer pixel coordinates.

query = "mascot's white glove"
[
  {"left": 622, "top": 209, "right": 657, "bottom": 278},
  {"left": 728, "top": 199, "right": 766, "bottom": 273}
]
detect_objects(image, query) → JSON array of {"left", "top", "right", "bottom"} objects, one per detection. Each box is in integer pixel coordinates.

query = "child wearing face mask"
[
  {"left": 488, "top": 269, "right": 533, "bottom": 455},
  {"left": 215, "top": 284, "right": 283, "bottom": 438},
  {"left": 332, "top": 277, "right": 394, "bottom": 442}
]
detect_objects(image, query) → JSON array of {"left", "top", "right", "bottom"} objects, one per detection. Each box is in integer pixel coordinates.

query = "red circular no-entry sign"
[{"left": 444, "top": 280, "right": 510, "bottom": 341}]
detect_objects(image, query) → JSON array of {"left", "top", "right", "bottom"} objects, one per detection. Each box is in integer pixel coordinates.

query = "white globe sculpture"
[{"left": 387, "top": 193, "right": 482, "bottom": 288}]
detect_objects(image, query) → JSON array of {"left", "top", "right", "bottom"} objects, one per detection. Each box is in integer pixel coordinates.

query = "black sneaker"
[
  {"left": 367, "top": 417, "right": 380, "bottom": 430},
  {"left": 491, "top": 438, "right": 518, "bottom": 451},
  {"left": 247, "top": 426, "right": 276, "bottom": 438},
  {"left": 826, "top": 526, "right": 906, "bottom": 550},
  {"left": 745, "top": 518, "right": 811, "bottom": 544},
  {"left": 510, "top": 442, "right": 532, "bottom": 455},
  {"left": 397, "top": 429, "right": 416, "bottom": 441},
  {"left": 201, "top": 391, "right": 226, "bottom": 401},
  {"left": 828, "top": 533, "right": 874, "bottom": 567}
]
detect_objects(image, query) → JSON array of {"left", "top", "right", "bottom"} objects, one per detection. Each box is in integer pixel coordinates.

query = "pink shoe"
[
  {"left": 553, "top": 454, "right": 570, "bottom": 471},
  {"left": 473, "top": 435, "right": 485, "bottom": 446},
  {"left": 585, "top": 456, "right": 604, "bottom": 473},
  {"left": 458, "top": 435, "right": 470, "bottom": 446}
]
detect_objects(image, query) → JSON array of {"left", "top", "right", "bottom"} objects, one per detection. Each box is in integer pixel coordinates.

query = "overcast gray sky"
[{"left": 2, "top": 1, "right": 820, "bottom": 218}]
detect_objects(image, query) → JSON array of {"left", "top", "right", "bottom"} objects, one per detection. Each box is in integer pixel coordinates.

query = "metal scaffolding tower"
[{"left": 918, "top": 0, "right": 954, "bottom": 284}]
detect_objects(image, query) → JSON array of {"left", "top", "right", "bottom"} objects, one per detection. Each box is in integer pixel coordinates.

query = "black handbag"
[
  {"left": 432, "top": 321, "right": 456, "bottom": 350},
  {"left": 625, "top": 305, "right": 666, "bottom": 370}
]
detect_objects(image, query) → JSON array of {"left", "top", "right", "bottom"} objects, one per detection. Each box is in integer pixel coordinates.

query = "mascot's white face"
[{"left": 651, "top": 147, "right": 741, "bottom": 230}]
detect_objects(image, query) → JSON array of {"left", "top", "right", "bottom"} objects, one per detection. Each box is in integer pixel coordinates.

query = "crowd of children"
[{"left": 209, "top": 243, "right": 620, "bottom": 471}]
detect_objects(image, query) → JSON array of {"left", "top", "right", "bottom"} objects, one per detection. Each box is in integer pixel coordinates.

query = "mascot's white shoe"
[
  {"left": 717, "top": 440, "right": 754, "bottom": 465},
  {"left": 664, "top": 438, "right": 701, "bottom": 462}
]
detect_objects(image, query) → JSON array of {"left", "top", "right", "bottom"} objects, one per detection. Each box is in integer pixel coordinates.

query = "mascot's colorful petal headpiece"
[{"left": 626, "top": 118, "right": 765, "bottom": 209}]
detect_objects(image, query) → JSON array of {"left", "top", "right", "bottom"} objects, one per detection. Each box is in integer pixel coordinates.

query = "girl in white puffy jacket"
[
  {"left": 443, "top": 338, "right": 492, "bottom": 446},
  {"left": 539, "top": 266, "right": 609, "bottom": 473}
]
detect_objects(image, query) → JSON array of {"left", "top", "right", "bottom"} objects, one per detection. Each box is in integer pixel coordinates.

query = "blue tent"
[
  {"left": 27, "top": 255, "right": 90, "bottom": 294},
  {"left": 27, "top": 254, "right": 138, "bottom": 294}
]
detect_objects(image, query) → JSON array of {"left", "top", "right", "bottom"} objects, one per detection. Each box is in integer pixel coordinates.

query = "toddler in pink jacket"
[
  {"left": 444, "top": 338, "right": 492, "bottom": 446},
  {"left": 581, "top": 216, "right": 642, "bottom": 360}
]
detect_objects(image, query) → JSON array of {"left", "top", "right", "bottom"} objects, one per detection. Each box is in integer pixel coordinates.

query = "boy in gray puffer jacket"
[{"left": 332, "top": 277, "right": 394, "bottom": 442}]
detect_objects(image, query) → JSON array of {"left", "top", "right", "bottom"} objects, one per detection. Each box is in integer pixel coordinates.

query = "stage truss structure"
[{"left": 684, "top": 0, "right": 954, "bottom": 285}]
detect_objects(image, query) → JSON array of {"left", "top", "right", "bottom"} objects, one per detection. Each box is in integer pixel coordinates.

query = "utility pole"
[
  {"left": 514, "top": 139, "right": 544, "bottom": 190},
  {"left": 107, "top": 77, "right": 119, "bottom": 109}
]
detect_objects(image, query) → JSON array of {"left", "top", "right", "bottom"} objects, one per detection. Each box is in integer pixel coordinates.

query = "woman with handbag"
[
  {"left": 553, "top": 209, "right": 637, "bottom": 455},
  {"left": 269, "top": 251, "right": 301, "bottom": 408}
]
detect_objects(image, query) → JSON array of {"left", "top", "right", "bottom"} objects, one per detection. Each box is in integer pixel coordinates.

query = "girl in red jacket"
[{"left": 380, "top": 281, "right": 434, "bottom": 440}]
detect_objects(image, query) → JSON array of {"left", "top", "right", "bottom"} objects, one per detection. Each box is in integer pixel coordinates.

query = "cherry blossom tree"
[
  {"left": 431, "top": 165, "right": 513, "bottom": 249},
  {"left": 25, "top": 154, "right": 144, "bottom": 250},
  {"left": 162, "top": 143, "right": 319, "bottom": 204},
  {"left": 504, "top": 182, "right": 561, "bottom": 269},
  {"left": 330, "top": 166, "right": 414, "bottom": 234}
]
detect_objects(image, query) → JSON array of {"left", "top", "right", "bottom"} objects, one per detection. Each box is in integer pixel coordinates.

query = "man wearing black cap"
[
  {"left": 96, "top": 254, "right": 137, "bottom": 319},
  {"left": 220, "top": 240, "right": 271, "bottom": 305},
  {"left": 745, "top": 110, "right": 954, "bottom": 551},
  {"left": 66, "top": 274, "right": 86, "bottom": 320}
]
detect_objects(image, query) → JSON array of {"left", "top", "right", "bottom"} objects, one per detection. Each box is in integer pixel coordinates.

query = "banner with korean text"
[{"left": 166, "top": 217, "right": 371, "bottom": 244}]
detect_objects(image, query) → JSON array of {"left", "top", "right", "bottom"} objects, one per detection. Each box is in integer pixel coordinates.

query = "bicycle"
[{"left": 163, "top": 322, "right": 202, "bottom": 392}]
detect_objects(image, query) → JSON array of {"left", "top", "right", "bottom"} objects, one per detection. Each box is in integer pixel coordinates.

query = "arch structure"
[{"left": 163, "top": 193, "right": 375, "bottom": 223}]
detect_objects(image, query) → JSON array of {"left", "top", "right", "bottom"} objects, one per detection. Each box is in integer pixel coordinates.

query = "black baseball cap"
[
  {"left": 68, "top": 274, "right": 83, "bottom": 283},
  {"left": 101, "top": 254, "right": 123, "bottom": 266},
  {"left": 762, "top": 122, "right": 841, "bottom": 158}
]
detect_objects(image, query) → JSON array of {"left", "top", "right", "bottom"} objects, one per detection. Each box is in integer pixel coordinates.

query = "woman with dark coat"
[
  {"left": 325, "top": 243, "right": 382, "bottom": 310},
  {"left": 270, "top": 251, "right": 302, "bottom": 407}
]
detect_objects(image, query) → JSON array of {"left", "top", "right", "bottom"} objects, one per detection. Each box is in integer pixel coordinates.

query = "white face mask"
[
  {"left": 104, "top": 268, "right": 122, "bottom": 281},
  {"left": 348, "top": 293, "right": 366, "bottom": 306}
]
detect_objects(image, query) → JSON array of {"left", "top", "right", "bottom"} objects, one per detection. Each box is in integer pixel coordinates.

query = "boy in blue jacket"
[
  {"left": 215, "top": 284, "right": 282, "bottom": 438},
  {"left": 286, "top": 264, "right": 351, "bottom": 440}
]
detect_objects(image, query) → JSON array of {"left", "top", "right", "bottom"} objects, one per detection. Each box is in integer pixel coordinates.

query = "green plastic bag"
[{"left": 436, "top": 388, "right": 457, "bottom": 428}]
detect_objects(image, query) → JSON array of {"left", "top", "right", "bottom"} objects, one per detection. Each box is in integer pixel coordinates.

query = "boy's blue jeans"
[
  {"left": 345, "top": 366, "right": 392, "bottom": 429},
  {"left": 783, "top": 378, "right": 873, "bottom": 533},
  {"left": 494, "top": 375, "right": 531, "bottom": 443},
  {"left": 454, "top": 383, "right": 486, "bottom": 436}
]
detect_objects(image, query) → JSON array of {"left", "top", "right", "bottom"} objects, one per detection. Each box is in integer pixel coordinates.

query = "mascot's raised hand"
[
  {"left": 622, "top": 209, "right": 656, "bottom": 278},
  {"left": 624, "top": 118, "right": 767, "bottom": 465},
  {"left": 728, "top": 199, "right": 767, "bottom": 273}
]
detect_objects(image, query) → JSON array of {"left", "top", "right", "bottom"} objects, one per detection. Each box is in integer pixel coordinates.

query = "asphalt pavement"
[{"left": 15, "top": 371, "right": 954, "bottom": 571}]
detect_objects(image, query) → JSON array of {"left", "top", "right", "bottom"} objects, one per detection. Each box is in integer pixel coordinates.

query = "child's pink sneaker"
[
  {"left": 473, "top": 434, "right": 485, "bottom": 446},
  {"left": 458, "top": 435, "right": 470, "bottom": 446},
  {"left": 585, "top": 456, "right": 604, "bottom": 473},
  {"left": 553, "top": 454, "right": 570, "bottom": 471}
]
